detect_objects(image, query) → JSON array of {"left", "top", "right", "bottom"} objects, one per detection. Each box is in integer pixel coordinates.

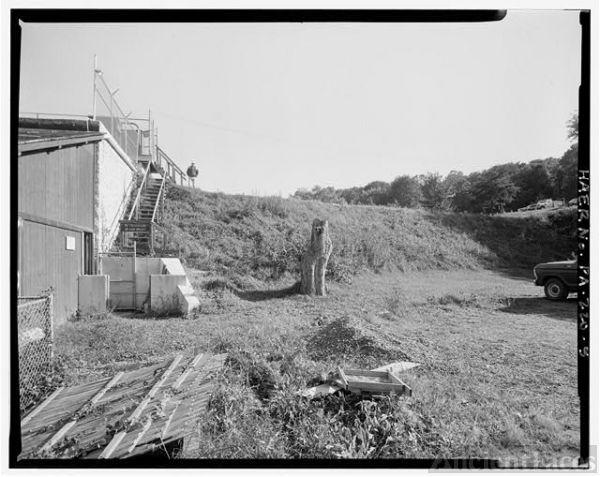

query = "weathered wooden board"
[
  {"left": 302, "top": 361, "right": 419, "bottom": 399},
  {"left": 18, "top": 352, "right": 227, "bottom": 460},
  {"left": 299, "top": 384, "right": 339, "bottom": 398},
  {"left": 372, "top": 361, "right": 420, "bottom": 375}
]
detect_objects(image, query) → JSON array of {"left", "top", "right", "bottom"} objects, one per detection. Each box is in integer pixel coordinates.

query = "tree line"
[{"left": 293, "top": 115, "right": 578, "bottom": 214}]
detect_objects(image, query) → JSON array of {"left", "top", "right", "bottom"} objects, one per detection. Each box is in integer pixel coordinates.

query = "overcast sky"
[{"left": 19, "top": 10, "right": 581, "bottom": 196}]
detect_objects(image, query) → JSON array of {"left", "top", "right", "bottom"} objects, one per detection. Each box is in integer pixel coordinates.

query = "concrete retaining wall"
[
  {"left": 149, "top": 258, "right": 199, "bottom": 315},
  {"left": 177, "top": 285, "right": 200, "bottom": 314},
  {"left": 135, "top": 258, "right": 163, "bottom": 309},
  {"left": 150, "top": 275, "right": 188, "bottom": 314},
  {"left": 78, "top": 275, "right": 110, "bottom": 315},
  {"left": 92, "top": 256, "right": 199, "bottom": 316},
  {"left": 160, "top": 258, "right": 191, "bottom": 286}
]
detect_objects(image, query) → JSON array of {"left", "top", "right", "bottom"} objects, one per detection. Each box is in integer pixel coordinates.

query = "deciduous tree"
[
  {"left": 390, "top": 175, "right": 422, "bottom": 208},
  {"left": 420, "top": 172, "right": 447, "bottom": 209}
]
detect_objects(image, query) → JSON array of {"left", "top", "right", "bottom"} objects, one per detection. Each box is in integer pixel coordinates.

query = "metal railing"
[
  {"left": 128, "top": 160, "right": 153, "bottom": 221},
  {"left": 28, "top": 69, "right": 188, "bottom": 191},
  {"left": 157, "top": 146, "right": 187, "bottom": 186},
  {"left": 150, "top": 222, "right": 181, "bottom": 258},
  {"left": 94, "top": 76, "right": 138, "bottom": 162},
  {"left": 152, "top": 176, "right": 166, "bottom": 223},
  {"left": 93, "top": 70, "right": 159, "bottom": 165}
]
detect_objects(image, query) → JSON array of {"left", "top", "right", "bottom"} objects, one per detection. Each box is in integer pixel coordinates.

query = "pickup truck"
[{"left": 533, "top": 259, "right": 577, "bottom": 300}]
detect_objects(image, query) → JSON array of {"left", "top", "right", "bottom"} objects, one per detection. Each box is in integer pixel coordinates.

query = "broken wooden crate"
[
  {"left": 338, "top": 367, "right": 412, "bottom": 397},
  {"left": 301, "top": 361, "right": 420, "bottom": 399},
  {"left": 18, "top": 352, "right": 226, "bottom": 460}
]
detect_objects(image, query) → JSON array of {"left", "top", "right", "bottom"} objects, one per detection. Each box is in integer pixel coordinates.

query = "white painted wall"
[{"left": 96, "top": 135, "right": 136, "bottom": 253}]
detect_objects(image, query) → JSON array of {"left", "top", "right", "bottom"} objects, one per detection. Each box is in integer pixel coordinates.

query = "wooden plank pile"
[{"left": 18, "top": 352, "right": 226, "bottom": 460}]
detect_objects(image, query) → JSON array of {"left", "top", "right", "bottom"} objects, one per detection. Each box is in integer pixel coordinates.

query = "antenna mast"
[{"left": 92, "top": 54, "right": 98, "bottom": 120}]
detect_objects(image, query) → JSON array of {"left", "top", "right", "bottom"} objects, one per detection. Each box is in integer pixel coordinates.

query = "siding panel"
[
  {"left": 18, "top": 152, "right": 47, "bottom": 219},
  {"left": 45, "top": 149, "right": 61, "bottom": 222},
  {"left": 19, "top": 144, "right": 94, "bottom": 230},
  {"left": 78, "top": 145, "right": 95, "bottom": 227},
  {"left": 21, "top": 220, "right": 82, "bottom": 324}
]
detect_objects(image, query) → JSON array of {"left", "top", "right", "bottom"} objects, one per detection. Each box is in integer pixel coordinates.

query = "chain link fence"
[
  {"left": 17, "top": 296, "right": 54, "bottom": 414},
  {"left": 95, "top": 72, "right": 153, "bottom": 163}
]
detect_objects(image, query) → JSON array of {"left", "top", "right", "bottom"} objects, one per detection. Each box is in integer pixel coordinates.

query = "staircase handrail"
[
  {"left": 151, "top": 175, "right": 166, "bottom": 223},
  {"left": 156, "top": 146, "right": 186, "bottom": 185},
  {"left": 150, "top": 221, "right": 181, "bottom": 257},
  {"left": 108, "top": 173, "right": 138, "bottom": 246},
  {"left": 128, "top": 159, "right": 153, "bottom": 221}
]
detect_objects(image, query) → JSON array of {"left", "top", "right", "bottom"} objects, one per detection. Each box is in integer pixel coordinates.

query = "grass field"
[
  {"left": 38, "top": 187, "right": 581, "bottom": 465},
  {"left": 53, "top": 268, "right": 579, "bottom": 465}
]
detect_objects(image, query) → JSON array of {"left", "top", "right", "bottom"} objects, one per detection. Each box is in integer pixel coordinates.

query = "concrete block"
[
  {"left": 137, "top": 258, "right": 164, "bottom": 278},
  {"left": 135, "top": 258, "right": 163, "bottom": 309},
  {"left": 78, "top": 275, "right": 109, "bottom": 315},
  {"left": 161, "top": 258, "right": 191, "bottom": 286},
  {"left": 177, "top": 284, "right": 200, "bottom": 314},
  {"left": 150, "top": 275, "right": 188, "bottom": 314}
]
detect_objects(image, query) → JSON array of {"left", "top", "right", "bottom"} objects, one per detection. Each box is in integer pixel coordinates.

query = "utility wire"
[{"left": 148, "top": 109, "right": 382, "bottom": 161}]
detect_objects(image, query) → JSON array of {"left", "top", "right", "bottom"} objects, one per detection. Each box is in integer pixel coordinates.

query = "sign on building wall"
[{"left": 65, "top": 236, "right": 76, "bottom": 251}]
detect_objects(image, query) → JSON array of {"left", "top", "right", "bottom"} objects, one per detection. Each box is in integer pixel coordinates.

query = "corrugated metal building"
[{"left": 18, "top": 117, "right": 137, "bottom": 324}]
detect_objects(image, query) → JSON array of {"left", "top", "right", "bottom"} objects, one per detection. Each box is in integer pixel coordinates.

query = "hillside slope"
[{"left": 163, "top": 186, "right": 576, "bottom": 284}]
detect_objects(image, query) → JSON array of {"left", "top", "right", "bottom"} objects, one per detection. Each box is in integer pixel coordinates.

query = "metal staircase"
[
  {"left": 136, "top": 175, "right": 163, "bottom": 221},
  {"left": 117, "top": 146, "right": 185, "bottom": 256},
  {"left": 91, "top": 68, "right": 187, "bottom": 257}
]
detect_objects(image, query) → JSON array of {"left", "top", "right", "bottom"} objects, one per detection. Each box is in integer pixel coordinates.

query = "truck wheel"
[{"left": 544, "top": 278, "right": 569, "bottom": 301}]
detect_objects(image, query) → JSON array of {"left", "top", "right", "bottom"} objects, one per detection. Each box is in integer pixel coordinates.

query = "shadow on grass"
[
  {"left": 421, "top": 209, "right": 576, "bottom": 281},
  {"left": 495, "top": 267, "right": 536, "bottom": 282},
  {"left": 499, "top": 296, "right": 577, "bottom": 322},
  {"left": 234, "top": 282, "right": 301, "bottom": 302},
  {"left": 113, "top": 311, "right": 184, "bottom": 320}
]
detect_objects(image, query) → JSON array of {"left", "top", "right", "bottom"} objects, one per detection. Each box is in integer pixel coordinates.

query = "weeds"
[
  {"left": 51, "top": 269, "right": 578, "bottom": 463},
  {"left": 163, "top": 186, "right": 576, "bottom": 287},
  {"left": 49, "top": 183, "right": 578, "bottom": 463},
  {"left": 384, "top": 287, "right": 408, "bottom": 318},
  {"left": 430, "top": 293, "right": 481, "bottom": 308}
]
